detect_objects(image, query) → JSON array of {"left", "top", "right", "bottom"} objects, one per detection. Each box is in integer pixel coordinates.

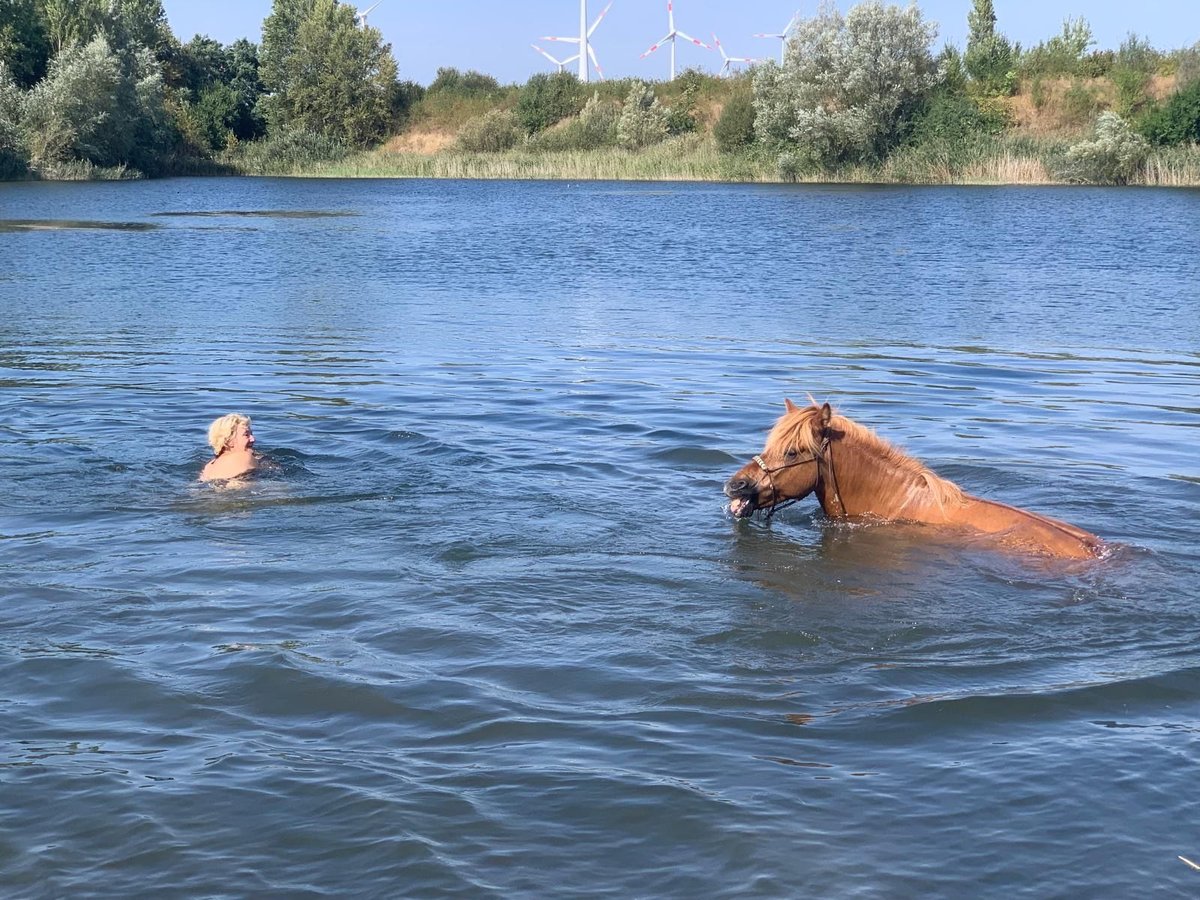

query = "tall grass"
[{"left": 269, "top": 132, "right": 1200, "bottom": 187}]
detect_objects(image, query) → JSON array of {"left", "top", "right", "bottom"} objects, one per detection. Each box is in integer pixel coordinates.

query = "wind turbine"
[
  {"left": 354, "top": 0, "right": 382, "bottom": 28},
  {"left": 539, "top": 1, "right": 613, "bottom": 83},
  {"left": 531, "top": 44, "right": 581, "bottom": 75},
  {"left": 640, "top": 1, "right": 710, "bottom": 82},
  {"left": 754, "top": 12, "right": 799, "bottom": 64},
  {"left": 712, "top": 34, "right": 759, "bottom": 77}
]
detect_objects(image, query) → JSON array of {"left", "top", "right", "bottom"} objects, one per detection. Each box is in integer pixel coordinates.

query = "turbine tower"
[
  {"left": 712, "top": 34, "right": 758, "bottom": 77},
  {"left": 754, "top": 12, "right": 799, "bottom": 64},
  {"left": 354, "top": 0, "right": 382, "bottom": 28},
  {"left": 640, "top": 1, "right": 710, "bottom": 81},
  {"left": 531, "top": 44, "right": 581, "bottom": 75},
  {"left": 539, "top": 1, "right": 613, "bottom": 83}
]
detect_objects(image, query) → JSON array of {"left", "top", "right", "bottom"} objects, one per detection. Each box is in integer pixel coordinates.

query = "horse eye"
[{"left": 785, "top": 448, "right": 797, "bottom": 459}]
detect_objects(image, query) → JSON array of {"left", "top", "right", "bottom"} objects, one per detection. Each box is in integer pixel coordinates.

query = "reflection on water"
[
  {"left": 0, "top": 177, "right": 1197, "bottom": 898},
  {"left": 0, "top": 218, "right": 160, "bottom": 232}
]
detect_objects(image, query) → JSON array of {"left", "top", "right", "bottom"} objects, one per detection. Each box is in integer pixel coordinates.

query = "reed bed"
[{"left": 282, "top": 136, "right": 1200, "bottom": 187}]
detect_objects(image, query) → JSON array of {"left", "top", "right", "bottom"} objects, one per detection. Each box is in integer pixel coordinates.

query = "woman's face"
[{"left": 227, "top": 422, "right": 255, "bottom": 453}]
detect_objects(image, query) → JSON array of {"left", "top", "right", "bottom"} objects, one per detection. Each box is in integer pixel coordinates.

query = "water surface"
[{"left": 1, "top": 178, "right": 1198, "bottom": 897}]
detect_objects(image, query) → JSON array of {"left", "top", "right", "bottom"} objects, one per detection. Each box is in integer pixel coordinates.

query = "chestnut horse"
[{"left": 724, "top": 399, "right": 1104, "bottom": 560}]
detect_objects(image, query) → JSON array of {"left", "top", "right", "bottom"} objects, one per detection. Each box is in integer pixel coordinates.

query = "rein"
[{"left": 752, "top": 433, "right": 846, "bottom": 520}]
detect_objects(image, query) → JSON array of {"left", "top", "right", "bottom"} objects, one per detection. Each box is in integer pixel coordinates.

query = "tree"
[
  {"left": 266, "top": 0, "right": 397, "bottom": 146},
  {"left": 964, "top": 0, "right": 1016, "bottom": 95},
  {"left": 20, "top": 34, "right": 121, "bottom": 168},
  {"left": 0, "top": 61, "right": 27, "bottom": 176},
  {"left": 753, "top": 1, "right": 940, "bottom": 169},
  {"left": 616, "top": 80, "right": 667, "bottom": 150},
  {"left": 1064, "top": 111, "right": 1147, "bottom": 185},
  {"left": 516, "top": 71, "right": 582, "bottom": 134},
  {"left": 0, "top": 0, "right": 51, "bottom": 87}
]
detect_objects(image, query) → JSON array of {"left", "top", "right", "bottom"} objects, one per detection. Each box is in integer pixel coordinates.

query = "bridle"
[{"left": 750, "top": 432, "right": 846, "bottom": 520}]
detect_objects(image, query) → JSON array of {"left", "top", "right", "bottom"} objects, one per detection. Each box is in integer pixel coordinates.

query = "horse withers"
[{"left": 724, "top": 399, "right": 1105, "bottom": 560}]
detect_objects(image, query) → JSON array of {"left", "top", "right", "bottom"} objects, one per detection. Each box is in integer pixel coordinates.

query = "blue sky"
[{"left": 160, "top": 1, "right": 1200, "bottom": 86}]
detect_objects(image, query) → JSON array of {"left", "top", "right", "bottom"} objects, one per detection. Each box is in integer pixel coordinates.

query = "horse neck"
[{"left": 819, "top": 431, "right": 938, "bottom": 519}]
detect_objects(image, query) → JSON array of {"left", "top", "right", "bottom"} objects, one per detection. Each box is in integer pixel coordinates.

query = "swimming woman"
[{"left": 200, "top": 413, "right": 259, "bottom": 482}]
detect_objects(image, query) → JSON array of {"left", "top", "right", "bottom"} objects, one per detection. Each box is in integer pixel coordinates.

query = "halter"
[{"left": 751, "top": 432, "right": 846, "bottom": 520}]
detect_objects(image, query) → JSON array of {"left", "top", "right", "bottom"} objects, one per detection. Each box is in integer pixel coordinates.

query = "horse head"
[{"left": 724, "top": 398, "right": 831, "bottom": 518}]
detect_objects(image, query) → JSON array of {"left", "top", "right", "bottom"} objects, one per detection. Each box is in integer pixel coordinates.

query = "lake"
[{"left": 1, "top": 177, "right": 1198, "bottom": 898}]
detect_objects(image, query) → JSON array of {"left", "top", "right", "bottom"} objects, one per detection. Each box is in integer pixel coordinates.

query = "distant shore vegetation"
[{"left": 2, "top": 0, "right": 1199, "bottom": 186}]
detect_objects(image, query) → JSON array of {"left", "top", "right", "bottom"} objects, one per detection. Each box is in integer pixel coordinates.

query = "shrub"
[
  {"left": 753, "top": 2, "right": 940, "bottom": 169},
  {"left": 20, "top": 35, "right": 121, "bottom": 169},
  {"left": 516, "top": 71, "right": 582, "bottom": 134},
  {"left": 1139, "top": 79, "right": 1200, "bottom": 146},
  {"left": 616, "top": 81, "right": 667, "bottom": 150},
  {"left": 1062, "top": 79, "right": 1103, "bottom": 127},
  {"left": 664, "top": 70, "right": 700, "bottom": 135},
  {"left": 0, "top": 62, "right": 27, "bottom": 178},
  {"left": 455, "top": 108, "right": 521, "bottom": 152},
  {"left": 1063, "top": 111, "right": 1148, "bottom": 184},
  {"left": 528, "top": 92, "right": 617, "bottom": 151},
  {"left": 713, "top": 89, "right": 755, "bottom": 152},
  {"left": 225, "top": 128, "right": 348, "bottom": 174},
  {"left": 429, "top": 67, "right": 501, "bottom": 97},
  {"left": 1020, "top": 17, "right": 1094, "bottom": 78}
]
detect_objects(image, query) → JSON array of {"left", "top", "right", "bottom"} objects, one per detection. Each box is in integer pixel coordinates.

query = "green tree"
[
  {"left": 20, "top": 34, "right": 120, "bottom": 168},
  {"left": 516, "top": 71, "right": 582, "bottom": 133},
  {"left": 1021, "top": 17, "right": 1094, "bottom": 77},
  {"left": 753, "top": 1, "right": 940, "bottom": 169},
  {"left": 0, "top": 0, "right": 51, "bottom": 87},
  {"left": 1140, "top": 79, "right": 1200, "bottom": 146},
  {"left": 964, "top": 0, "right": 1016, "bottom": 95},
  {"left": 0, "top": 60, "right": 27, "bottom": 176},
  {"left": 616, "top": 80, "right": 667, "bottom": 149},
  {"left": 1064, "top": 111, "right": 1147, "bottom": 184},
  {"left": 713, "top": 87, "right": 755, "bottom": 151},
  {"left": 266, "top": 0, "right": 397, "bottom": 146},
  {"left": 259, "top": 0, "right": 312, "bottom": 100}
]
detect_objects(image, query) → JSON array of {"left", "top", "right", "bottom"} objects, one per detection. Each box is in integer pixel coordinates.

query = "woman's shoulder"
[{"left": 200, "top": 450, "right": 258, "bottom": 483}]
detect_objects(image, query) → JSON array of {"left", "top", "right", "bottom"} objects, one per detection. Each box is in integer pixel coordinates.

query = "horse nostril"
[{"left": 724, "top": 477, "right": 749, "bottom": 496}]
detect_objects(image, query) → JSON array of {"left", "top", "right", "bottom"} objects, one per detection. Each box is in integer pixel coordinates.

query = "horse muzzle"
[{"left": 724, "top": 476, "right": 758, "bottom": 518}]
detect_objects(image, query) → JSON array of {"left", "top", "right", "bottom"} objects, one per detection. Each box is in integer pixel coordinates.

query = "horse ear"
[
  {"left": 784, "top": 398, "right": 799, "bottom": 413},
  {"left": 819, "top": 403, "right": 832, "bottom": 430}
]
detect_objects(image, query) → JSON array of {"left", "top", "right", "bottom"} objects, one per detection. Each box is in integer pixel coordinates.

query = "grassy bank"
[{"left": 269, "top": 133, "right": 1200, "bottom": 187}]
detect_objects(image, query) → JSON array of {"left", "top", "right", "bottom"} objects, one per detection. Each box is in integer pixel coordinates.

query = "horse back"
[{"left": 953, "top": 495, "right": 1104, "bottom": 560}]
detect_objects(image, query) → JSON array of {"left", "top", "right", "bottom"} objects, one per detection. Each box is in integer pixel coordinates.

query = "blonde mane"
[{"left": 766, "top": 403, "right": 964, "bottom": 509}]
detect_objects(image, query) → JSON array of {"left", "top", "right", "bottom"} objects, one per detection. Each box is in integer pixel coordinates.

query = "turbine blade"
[
  {"left": 587, "top": 1, "right": 613, "bottom": 37},
  {"left": 541, "top": 35, "right": 581, "bottom": 44},
  {"left": 640, "top": 35, "right": 673, "bottom": 58},
  {"left": 675, "top": 30, "right": 709, "bottom": 49},
  {"left": 667, "top": 0, "right": 675, "bottom": 32},
  {"left": 531, "top": 44, "right": 558, "bottom": 64},
  {"left": 753, "top": 32, "right": 784, "bottom": 39}
]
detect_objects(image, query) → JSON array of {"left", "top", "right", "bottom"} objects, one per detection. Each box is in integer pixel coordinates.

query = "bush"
[
  {"left": 0, "top": 65, "right": 26, "bottom": 178},
  {"left": 753, "top": 2, "right": 940, "bottom": 169},
  {"left": 20, "top": 36, "right": 121, "bottom": 169},
  {"left": 527, "top": 92, "right": 617, "bottom": 151},
  {"left": 714, "top": 89, "right": 756, "bottom": 152},
  {"left": 1063, "top": 111, "right": 1148, "bottom": 184},
  {"left": 429, "top": 67, "right": 501, "bottom": 97},
  {"left": 225, "top": 128, "right": 348, "bottom": 174},
  {"left": 1062, "top": 79, "right": 1103, "bottom": 127},
  {"left": 516, "top": 72, "right": 582, "bottom": 134},
  {"left": 1020, "top": 17, "right": 1094, "bottom": 78},
  {"left": 455, "top": 108, "right": 521, "bottom": 152},
  {"left": 1139, "top": 79, "right": 1200, "bottom": 146},
  {"left": 616, "top": 81, "right": 667, "bottom": 150}
]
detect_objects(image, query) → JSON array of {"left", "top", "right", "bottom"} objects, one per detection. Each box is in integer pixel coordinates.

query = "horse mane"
[{"left": 767, "top": 402, "right": 965, "bottom": 508}]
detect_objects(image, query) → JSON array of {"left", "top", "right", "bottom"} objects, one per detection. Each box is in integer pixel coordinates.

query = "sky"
[{"left": 160, "top": 1, "right": 1200, "bottom": 86}]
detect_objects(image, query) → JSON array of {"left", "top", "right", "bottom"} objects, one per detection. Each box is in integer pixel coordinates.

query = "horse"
[{"left": 723, "top": 399, "right": 1105, "bottom": 560}]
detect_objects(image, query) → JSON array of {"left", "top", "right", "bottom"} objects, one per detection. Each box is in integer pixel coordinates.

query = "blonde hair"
[{"left": 207, "top": 413, "right": 251, "bottom": 455}]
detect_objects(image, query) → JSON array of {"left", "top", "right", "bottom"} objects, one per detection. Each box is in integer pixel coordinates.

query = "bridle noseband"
[{"left": 750, "top": 432, "right": 845, "bottom": 520}]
